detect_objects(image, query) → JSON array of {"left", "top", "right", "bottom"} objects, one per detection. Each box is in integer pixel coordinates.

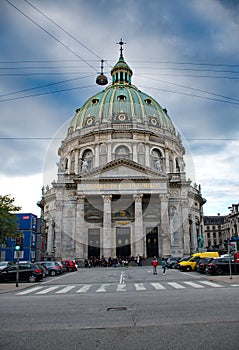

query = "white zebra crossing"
[{"left": 16, "top": 280, "right": 224, "bottom": 296}]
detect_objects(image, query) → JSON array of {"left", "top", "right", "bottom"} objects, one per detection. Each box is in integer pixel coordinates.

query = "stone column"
[
  {"left": 134, "top": 194, "right": 143, "bottom": 256},
  {"left": 165, "top": 149, "right": 170, "bottom": 173},
  {"left": 46, "top": 217, "right": 54, "bottom": 256},
  {"left": 102, "top": 195, "right": 112, "bottom": 258},
  {"left": 160, "top": 194, "right": 171, "bottom": 256},
  {"left": 74, "top": 150, "right": 79, "bottom": 174},
  {"left": 191, "top": 216, "right": 197, "bottom": 252},
  {"left": 95, "top": 143, "right": 100, "bottom": 167},
  {"left": 182, "top": 199, "right": 190, "bottom": 254},
  {"left": 145, "top": 144, "right": 150, "bottom": 167},
  {"left": 76, "top": 195, "right": 86, "bottom": 259},
  {"left": 133, "top": 142, "right": 138, "bottom": 162},
  {"left": 107, "top": 143, "right": 112, "bottom": 163}
]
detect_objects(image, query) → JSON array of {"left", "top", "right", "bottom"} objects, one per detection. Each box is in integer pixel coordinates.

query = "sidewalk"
[
  {"left": 204, "top": 274, "right": 239, "bottom": 285},
  {"left": 0, "top": 283, "right": 33, "bottom": 294}
]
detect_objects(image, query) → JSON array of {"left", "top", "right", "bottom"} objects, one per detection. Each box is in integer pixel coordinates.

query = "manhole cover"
[{"left": 106, "top": 306, "right": 128, "bottom": 311}]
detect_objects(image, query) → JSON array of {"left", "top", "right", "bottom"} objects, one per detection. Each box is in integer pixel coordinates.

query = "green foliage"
[{"left": 0, "top": 195, "right": 21, "bottom": 242}]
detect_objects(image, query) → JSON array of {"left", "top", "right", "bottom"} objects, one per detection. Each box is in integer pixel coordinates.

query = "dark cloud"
[{"left": 0, "top": 0, "right": 238, "bottom": 214}]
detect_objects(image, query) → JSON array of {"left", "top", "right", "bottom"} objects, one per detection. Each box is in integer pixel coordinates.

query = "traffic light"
[
  {"left": 15, "top": 236, "right": 24, "bottom": 251},
  {"left": 15, "top": 237, "right": 21, "bottom": 251}
]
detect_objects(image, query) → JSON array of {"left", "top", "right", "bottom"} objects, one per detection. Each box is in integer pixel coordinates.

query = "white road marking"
[
  {"left": 184, "top": 281, "right": 205, "bottom": 288},
  {"left": 16, "top": 286, "right": 44, "bottom": 295},
  {"left": 76, "top": 284, "right": 92, "bottom": 293},
  {"left": 55, "top": 285, "right": 75, "bottom": 294},
  {"left": 116, "top": 283, "right": 126, "bottom": 292},
  {"left": 151, "top": 283, "right": 166, "bottom": 290},
  {"left": 35, "top": 286, "right": 60, "bottom": 294},
  {"left": 168, "top": 282, "right": 185, "bottom": 289},
  {"left": 199, "top": 281, "right": 223, "bottom": 288},
  {"left": 119, "top": 271, "right": 125, "bottom": 284},
  {"left": 96, "top": 284, "right": 111, "bottom": 292},
  {"left": 135, "top": 283, "right": 146, "bottom": 291}
]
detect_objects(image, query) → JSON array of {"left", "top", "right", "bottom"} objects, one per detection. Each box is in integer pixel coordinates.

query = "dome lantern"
[{"left": 111, "top": 39, "right": 132, "bottom": 85}]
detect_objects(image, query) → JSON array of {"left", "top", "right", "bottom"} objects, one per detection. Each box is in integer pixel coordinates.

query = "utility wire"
[
  {"left": 0, "top": 74, "right": 95, "bottom": 98},
  {"left": 137, "top": 75, "right": 239, "bottom": 103},
  {"left": 0, "top": 84, "right": 96, "bottom": 102},
  {"left": 23, "top": 0, "right": 104, "bottom": 63},
  {"left": 4, "top": 0, "right": 98, "bottom": 72}
]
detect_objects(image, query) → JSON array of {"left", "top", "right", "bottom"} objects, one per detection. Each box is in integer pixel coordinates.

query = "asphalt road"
[{"left": 0, "top": 267, "right": 238, "bottom": 350}]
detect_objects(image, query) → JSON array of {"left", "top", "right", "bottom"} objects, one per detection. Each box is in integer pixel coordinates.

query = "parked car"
[
  {"left": 175, "top": 256, "right": 190, "bottom": 269},
  {"left": 37, "top": 261, "right": 62, "bottom": 276},
  {"left": 0, "top": 261, "right": 13, "bottom": 270},
  {"left": 195, "top": 257, "right": 213, "bottom": 274},
  {"left": 56, "top": 261, "right": 66, "bottom": 273},
  {"left": 166, "top": 257, "right": 181, "bottom": 269},
  {"left": 0, "top": 262, "right": 43, "bottom": 283},
  {"left": 206, "top": 257, "right": 239, "bottom": 275},
  {"left": 62, "top": 260, "right": 78, "bottom": 272},
  {"left": 179, "top": 252, "right": 219, "bottom": 272}
]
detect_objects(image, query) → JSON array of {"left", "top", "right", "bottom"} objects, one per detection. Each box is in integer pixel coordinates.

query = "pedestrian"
[
  {"left": 152, "top": 256, "right": 158, "bottom": 275},
  {"left": 161, "top": 257, "right": 166, "bottom": 275}
]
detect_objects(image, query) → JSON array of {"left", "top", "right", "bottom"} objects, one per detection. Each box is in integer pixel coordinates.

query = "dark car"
[
  {"left": 195, "top": 257, "right": 213, "bottom": 274},
  {"left": 0, "top": 261, "right": 13, "bottom": 270},
  {"left": 166, "top": 257, "right": 181, "bottom": 269},
  {"left": 0, "top": 262, "right": 43, "bottom": 283},
  {"left": 206, "top": 257, "right": 239, "bottom": 275},
  {"left": 38, "top": 261, "right": 62, "bottom": 276},
  {"left": 62, "top": 260, "right": 78, "bottom": 272}
]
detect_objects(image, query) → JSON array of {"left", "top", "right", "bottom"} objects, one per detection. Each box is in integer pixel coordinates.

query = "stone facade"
[{"left": 40, "top": 47, "right": 206, "bottom": 260}]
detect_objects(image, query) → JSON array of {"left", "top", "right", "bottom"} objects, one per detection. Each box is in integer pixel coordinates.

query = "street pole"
[
  {"left": 16, "top": 250, "right": 19, "bottom": 287},
  {"left": 228, "top": 239, "right": 232, "bottom": 280}
]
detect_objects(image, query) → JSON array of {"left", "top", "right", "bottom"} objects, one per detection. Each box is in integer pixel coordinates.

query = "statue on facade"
[
  {"left": 82, "top": 160, "right": 88, "bottom": 172},
  {"left": 197, "top": 235, "right": 204, "bottom": 249},
  {"left": 155, "top": 157, "right": 165, "bottom": 173}
]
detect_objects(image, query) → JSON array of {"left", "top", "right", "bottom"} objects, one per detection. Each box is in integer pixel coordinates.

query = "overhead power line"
[{"left": 4, "top": 0, "right": 98, "bottom": 72}]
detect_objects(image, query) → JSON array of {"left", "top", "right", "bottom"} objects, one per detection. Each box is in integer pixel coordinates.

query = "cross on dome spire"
[{"left": 117, "top": 38, "right": 126, "bottom": 57}]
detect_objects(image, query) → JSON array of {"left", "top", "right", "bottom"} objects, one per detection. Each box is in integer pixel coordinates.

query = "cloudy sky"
[{"left": 0, "top": 0, "right": 238, "bottom": 216}]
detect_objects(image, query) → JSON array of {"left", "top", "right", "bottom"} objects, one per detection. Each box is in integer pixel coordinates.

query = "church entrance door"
[
  {"left": 116, "top": 227, "right": 131, "bottom": 258},
  {"left": 146, "top": 227, "right": 158, "bottom": 257},
  {"left": 88, "top": 229, "right": 100, "bottom": 258}
]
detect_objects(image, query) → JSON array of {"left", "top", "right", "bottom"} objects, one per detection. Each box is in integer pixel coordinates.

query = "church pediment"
[{"left": 78, "top": 158, "right": 164, "bottom": 180}]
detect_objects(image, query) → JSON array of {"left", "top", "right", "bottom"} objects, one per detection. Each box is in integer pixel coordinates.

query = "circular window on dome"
[
  {"left": 85, "top": 117, "right": 95, "bottom": 126},
  {"left": 150, "top": 117, "right": 158, "bottom": 126},
  {"left": 115, "top": 113, "right": 129, "bottom": 122}
]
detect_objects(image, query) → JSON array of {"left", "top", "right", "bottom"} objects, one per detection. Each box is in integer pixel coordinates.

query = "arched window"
[
  {"left": 115, "top": 145, "right": 130, "bottom": 160},
  {"left": 64, "top": 158, "right": 68, "bottom": 170},
  {"left": 175, "top": 158, "right": 180, "bottom": 172},
  {"left": 81, "top": 149, "right": 93, "bottom": 171}
]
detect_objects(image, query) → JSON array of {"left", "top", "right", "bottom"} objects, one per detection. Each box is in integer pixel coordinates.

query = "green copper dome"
[{"left": 68, "top": 54, "right": 176, "bottom": 135}]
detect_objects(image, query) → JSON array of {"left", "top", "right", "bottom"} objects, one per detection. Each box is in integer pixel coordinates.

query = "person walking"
[
  {"left": 161, "top": 257, "right": 167, "bottom": 275},
  {"left": 152, "top": 256, "right": 158, "bottom": 275}
]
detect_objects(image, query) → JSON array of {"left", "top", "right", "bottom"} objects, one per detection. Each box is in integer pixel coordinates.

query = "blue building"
[{"left": 3, "top": 213, "right": 43, "bottom": 262}]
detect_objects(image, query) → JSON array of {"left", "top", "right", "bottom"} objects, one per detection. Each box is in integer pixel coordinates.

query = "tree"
[{"left": 0, "top": 195, "right": 22, "bottom": 242}]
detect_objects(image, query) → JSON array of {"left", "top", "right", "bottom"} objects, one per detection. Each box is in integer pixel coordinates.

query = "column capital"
[
  {"left": 159, "top": 193, "right": 169, "bottom": 201},
  {"left": 76, "top": 195, "right": 85, "bottom": 204},
  {"left": 133, "top": 194, "right": 143, "bottom": 202},
  {"left": 102, "top": 194, "right": 112, "bottom": 203}
]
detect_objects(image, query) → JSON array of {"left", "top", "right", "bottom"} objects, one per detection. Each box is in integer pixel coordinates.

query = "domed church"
[{"left": 40, "top": 41, "right": 206, "bottom": 261}]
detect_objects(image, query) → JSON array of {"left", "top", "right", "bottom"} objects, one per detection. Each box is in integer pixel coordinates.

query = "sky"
[{"left": 0, "top": 0, "right": 238, "bottom": 217}]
